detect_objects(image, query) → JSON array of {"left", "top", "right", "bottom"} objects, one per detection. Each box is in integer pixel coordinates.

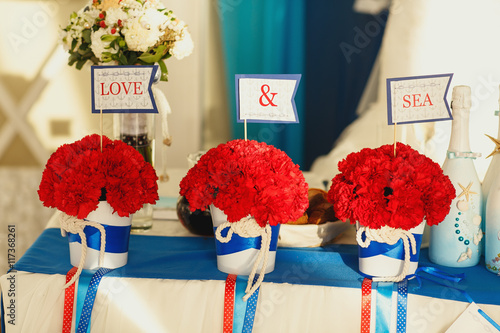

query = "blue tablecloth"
[{"left": 12, "top": 228, "right": 500, "bottom": 306}]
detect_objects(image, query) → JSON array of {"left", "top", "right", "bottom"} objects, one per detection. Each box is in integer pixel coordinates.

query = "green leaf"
[
  {"left": 71, "top": 39, "right": 77, "bottom": 52},
  {"left": 101, "top": 34, "right": 118, "bottom": 42},
  {"left": 76, "top": 59, "right": 87, "bottom": 70},
  {"left": 101, "top": 52, "right": 113, "bottom": 62},
  {"left": 127, "top": 52, "right": 138, "bottom": 65},
  {"left": 77, "top": 46, "right": 90, "bottom": 55},
  {"left": 138, "top": 44, "right": 168, "bottom": 63},
  {"left": 68, "top": 53, "right": 79, "bottom": 66},
  {"left": 118, "top": 52, "right": 128, "bottom": 65},
  {"left": 82, "top": 29, "right": 91, "bottom": 44},
  {"left": 78, "top": 42, "right": 90, "bottom": 51},
  {"left": 158, "top": 60, "right": 169, "bottom": 81},
  {"left": 137, "top": 52, "right": 157, "bottom": 64}
]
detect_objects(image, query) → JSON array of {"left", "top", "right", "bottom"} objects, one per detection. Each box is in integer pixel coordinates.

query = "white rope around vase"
[
  {"left": 215, "top": 217, "right": 272, "bottom": 301},
  {"left": 59, "top": 213, "right": 107, "bottom": 288},
  {"left": 356, "top": 225, "right": 417, "bottom": 282}
]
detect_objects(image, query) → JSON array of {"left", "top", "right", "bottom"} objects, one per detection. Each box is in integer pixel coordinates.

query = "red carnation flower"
[
  {"left": 327, "top": 142, "right": 455, "bottom": 230},
  {"left": 179, "top": 139, "right": 309, "bottom": 227},
  {"left": 38, "top": 134, "right": 159, "bottom": 218}
]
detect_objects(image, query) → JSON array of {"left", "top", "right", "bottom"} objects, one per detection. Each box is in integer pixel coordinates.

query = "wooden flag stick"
[
  {"left": 100, "top": 109, "right": 103, "bottom": 152},
  {"left": 244, "top": 119, "right": 248, "bottom": 141},
  {"left": 393, "top": 122, "right": 397, "bottom": 157}
]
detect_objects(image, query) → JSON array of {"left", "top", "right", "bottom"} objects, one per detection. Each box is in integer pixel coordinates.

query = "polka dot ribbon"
[
  {"left": 76, "top": 268, "right": 113, "bottom": 333},
  {"left": 223, "top": 274, "right": 261, "bottom": 333},
  {"left": 396, "top": 279, "right": 408, "bottom": 333},
  {"left": 62, "top": 267, "right": 77, "bottom": 333},
  {"left": 242, "top": 275, "right": 260, "bottom": 333},
  {"left": 223, "top": 274, "right": 237, "bottom": 333},
  {"left": 360, "top": 278, "right": 372, "bottom": 333}
]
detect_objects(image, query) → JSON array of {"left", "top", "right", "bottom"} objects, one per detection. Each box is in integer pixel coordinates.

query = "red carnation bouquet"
[
  {"left": 328, "top": 142, "right": 455, "bottom": 230},
  {"left": 179, "top": 139, "right": 309, "bottom": 227},
  {"left": 38, "top": 134, "right": 159, "bottom": 218}
]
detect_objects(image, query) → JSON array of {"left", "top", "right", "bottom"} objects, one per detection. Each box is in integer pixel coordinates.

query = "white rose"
[
  {"left": 105, "top": 8, "right": 128, "bottom": 27},
  {"left": 81, "top": 7, "right": 100, "bottom": 22},
  {"left": 90, "top": 28, "right": 119, "bottom": 60},
  {"left": 123, "top": 14, "right": 164, "bottom": 52},
  {"left": 143, "top": 8, "right": 169, "bottom": 29},
  {"left": 170, "top": 31, "right": 194, "bottom": 60}
]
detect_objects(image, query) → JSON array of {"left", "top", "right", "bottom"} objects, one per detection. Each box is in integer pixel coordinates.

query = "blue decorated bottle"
[{"left": 429, "top": 85, "right": 483, "bottom": 267}]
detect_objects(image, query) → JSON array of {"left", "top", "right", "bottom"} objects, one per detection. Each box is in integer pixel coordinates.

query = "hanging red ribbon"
[
  {"left": 62, "top": 267, "right": 77, "bottom": 333},
  {"left": 361, "top": 278, "right": 372, "bottom": 333},
  {"left": 223, "top": 274, "right": 237, "bottom": 333}
]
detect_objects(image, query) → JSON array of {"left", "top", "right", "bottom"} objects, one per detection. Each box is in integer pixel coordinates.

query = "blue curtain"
[
  {"left": 218, "top": 0, "right": 386, "bottom": 169},
  {"left": 303, "top": 1, "right": 387, "bottom": 169},
  {"left": 218, "top": 0, "right": 305, "bottom": 166}
]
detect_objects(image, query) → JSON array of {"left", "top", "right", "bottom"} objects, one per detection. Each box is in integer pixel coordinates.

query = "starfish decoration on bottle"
[
  {"left": 457, "top": 182, "right": 477, "bottom": 202},
  {"left": 485, "top": 134, "right": 500, "bottom": 158}
]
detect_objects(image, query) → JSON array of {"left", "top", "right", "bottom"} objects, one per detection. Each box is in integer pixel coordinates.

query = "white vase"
[
  {"left": 210, "top": 204, "right": 280, "bottom": 275},
  {"left": 68, "top": 201, "right": 133, "bottom": 269},
  {"left": 357, "top": 222, "right": 425, "bottom": 279}
]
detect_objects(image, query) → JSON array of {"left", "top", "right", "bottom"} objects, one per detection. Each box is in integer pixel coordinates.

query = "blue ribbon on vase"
[
  {"left": 358, "top": 232, "right": 423, "bottom": 262},
  {"left": 214, "top": 225, "right": 280, "bottom": 256},
  {"left": 68, "top": 224, "right": 131, "bottom": 254}
]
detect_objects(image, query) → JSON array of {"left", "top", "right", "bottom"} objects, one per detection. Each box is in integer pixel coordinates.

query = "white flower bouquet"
[{"left": 61, "top": 0, "right": 193, "bottom": 81}]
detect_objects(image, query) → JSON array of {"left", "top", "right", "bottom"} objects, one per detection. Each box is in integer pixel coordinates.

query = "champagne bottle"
[
  {"left": 484, "top": 88, "right": 500, "bottom": 273},
  {"left": 429, "top": 85, "right": 483, "bottom": 267}
]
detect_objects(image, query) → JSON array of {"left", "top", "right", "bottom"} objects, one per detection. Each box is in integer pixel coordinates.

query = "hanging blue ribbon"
[
  {"left": 396, "top": 280, "right": 408, "bottom": 333},
  {"left": 242, "top": 275, "right": 260, "bottom": 333},
  {"left": 415, "top": 266, "right": 465, "bottom": 283},
  {"left": 233, "top": 276, "right": 247, "bottom": 333},
  {"left": 375, "top": 282, "right": 394, "bottom": 332},
  {"left": 68, "top": 224, "right": 131, "bottom": 253},
  {"left": 415, "top": 266, "right": 500, "bottom": 330},
  {"left": 232, "top": 275, "right": 260, "bottom": 333},
  {"left": 75, "top": 270, "right": 94, "bottom": 333},
  {"left": 214, "top": 225, "right": 280, "bottom": 256},
  {"left": 358, "top": 232, "right": 423, "bottom": 261},
  {"left": 77, "top": 268, "right": 113, "bottom": 333}
]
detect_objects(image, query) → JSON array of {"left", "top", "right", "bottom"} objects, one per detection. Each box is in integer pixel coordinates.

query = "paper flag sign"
[
  {"left": 91, "top": 65, "right": 159, "bottom": 113},
  {"left": 236, "top": 74, "right": 301, "bottom": 123},
  {"left": 386, "top": 73, "right": 453, "bottom": 125}
]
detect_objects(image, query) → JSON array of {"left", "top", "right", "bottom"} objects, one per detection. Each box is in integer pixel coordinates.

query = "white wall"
[{"left": 0, "top": 0, "right": 230, "bottom": 171}]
